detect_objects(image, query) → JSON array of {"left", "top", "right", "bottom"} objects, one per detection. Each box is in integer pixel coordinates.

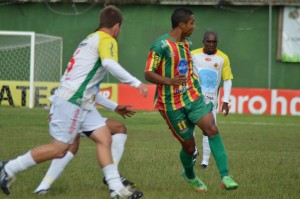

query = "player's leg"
[
  {"left": 1, "top": 97, "right": 80, "bottom": 195},
  {"left": 81, "top": 108, "right": 143, "bottom": 198},
  {"left": 106, "top": 119, "right": 127, "bottom": 166},
  {"left": 34, "top": 134, "right": 80, "bottom": 194},
  {"left": 193, "top": 97, "right": 238, "bottom": 190},
  {"left": 160, "top": 110, "right": 207, "bottom": 193},
  {"left": 201, "top": 135, "right": 210, "bottom": 169},
  {"left": 34, "top": 117, "right": 131, "bottom": 194},
  {"left": 104, "top": 119, "right": 136, "bottom": 188},
  {"left": 200, "top": 107, "right": 216, "bottom": 169},
  {"left": 1, "top": 140, "right": 70, "bottom": 195},
  {"left": 89, "top": 126, "right": 143, "bottom": 198}
]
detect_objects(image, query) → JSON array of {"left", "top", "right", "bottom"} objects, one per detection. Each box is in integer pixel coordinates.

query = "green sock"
[
  {"left": 179, "top": 149, "right": 195, "bottom": 179},
  {"left": 209, "top": 133, "right": 229, "bottom": 178}
]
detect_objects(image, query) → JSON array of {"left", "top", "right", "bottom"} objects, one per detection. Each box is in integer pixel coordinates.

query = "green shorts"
[{"left": 159, "top": 96, "right": 213, "bottom": 141}]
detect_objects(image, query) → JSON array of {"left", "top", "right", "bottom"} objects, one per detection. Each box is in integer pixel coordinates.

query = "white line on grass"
[{"left": 218, "top": 121, "right": 300, "bottom": 127}]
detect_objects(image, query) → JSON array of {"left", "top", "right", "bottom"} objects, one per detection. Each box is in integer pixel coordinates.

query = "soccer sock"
[
  {"left": 201, "top": 135, "right": 211, "bottom": 165},
  {"left": 34, "top": 151, "right": 74, "bottom": 192},
  {"left": 208, "top": 133, "right": 229, "bottom": 178},
  {"left": 4, "top": 151, "right": 36, "bottom": 177},
  {"left": 102, "top": 164, "right": 123, "bottom": 191},
  {"left": 111, "top": 134, "right": 127, "bottom": 166},
  {"left": 179, "top": 149, "right": 195, "bottom": 179}
]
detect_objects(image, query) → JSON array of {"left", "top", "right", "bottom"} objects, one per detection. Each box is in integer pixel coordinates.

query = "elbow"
[{"left": 144, "top": 72, "right": 151, "bottom": 82}]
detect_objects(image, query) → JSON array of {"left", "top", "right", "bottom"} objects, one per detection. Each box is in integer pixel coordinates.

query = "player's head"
[
  {"left": 171, "top": 8, "right": 195, "bottom": 37},
  {"left": 203, "top": 31, "right": 218, "bottom": 55},
  {"left": 99, "top": 5, "right": 123, "bottom": 38}
]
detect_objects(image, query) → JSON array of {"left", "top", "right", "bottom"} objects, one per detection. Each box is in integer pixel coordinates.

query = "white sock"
[
  {"left": 34, "top": 151, "right": 74, "bottom": 192},
  {"left": 201, "top": 135, "right": 211, "bottom": 165},
  {"left": 111, "top": 134, "right": 127, "bottom": 166},
  {"left": 102, "top": 164, "right": 123, "bottom": 191},
  {"left": 5, "top": 151, "right": 36, "bottom": 177}
]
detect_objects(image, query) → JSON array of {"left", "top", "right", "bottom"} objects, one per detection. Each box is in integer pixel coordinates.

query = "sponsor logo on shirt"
[
  {"left": 177, "top": 59, "right": 188, "bottom": 75},
  {"left": 175, "top": 86, "right": 192, "bottom": 94}
]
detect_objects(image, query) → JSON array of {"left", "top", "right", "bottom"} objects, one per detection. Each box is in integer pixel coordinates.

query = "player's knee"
[
  {"left": 115, "top": 123, "right": 127, "bottom": 134},
  {"left": 69, "top": 142, "right": 79, "bottom": 155},
  {"left": 55, "top": 148, "right": 69, "bottom": 158},
  {"left": 182, "top": 142, "right": 196, "bottom": 155},
  {"left": 206, "top": 124, "right": 219, "bottom": 137}
]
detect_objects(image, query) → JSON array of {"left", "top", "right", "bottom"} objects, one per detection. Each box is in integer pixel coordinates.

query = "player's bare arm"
[{"left": 145, "top": 71, "right": 187, "bottom": 85}]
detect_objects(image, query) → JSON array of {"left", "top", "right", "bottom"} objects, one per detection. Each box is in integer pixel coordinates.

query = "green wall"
[{"left": 0, "top": 3, "right": 299, "bottom": 89}]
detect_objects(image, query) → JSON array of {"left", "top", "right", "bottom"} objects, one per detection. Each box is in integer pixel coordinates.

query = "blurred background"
[{"left": 1, "top": 0, "right": 299, "bottom": 89}]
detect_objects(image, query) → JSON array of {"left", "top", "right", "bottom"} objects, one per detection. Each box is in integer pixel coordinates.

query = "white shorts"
[{"left": 49, "top": 97, "right": 106, "bottom": 144}]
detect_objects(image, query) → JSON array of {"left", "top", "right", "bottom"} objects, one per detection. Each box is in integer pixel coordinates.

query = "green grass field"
[{"left": 0, "top": 107, "right": 299, "bottom": 199}]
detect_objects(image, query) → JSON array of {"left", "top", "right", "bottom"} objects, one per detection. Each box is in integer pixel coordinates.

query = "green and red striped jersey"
[{"left": 145, "top": 34, "right": 201, "bottom": 111}]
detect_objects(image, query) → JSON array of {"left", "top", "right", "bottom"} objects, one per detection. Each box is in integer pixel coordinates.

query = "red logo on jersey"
[
  {"left": 99, "top": 87, "right": 112, "bottom": 99},
  {"left": 205, "top": 58, "right": 211, "bottom": 61}
]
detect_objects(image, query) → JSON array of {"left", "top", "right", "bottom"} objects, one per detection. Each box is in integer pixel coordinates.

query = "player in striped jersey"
[
  {"left": 144, "top": 8, "right": 238, "bottom": 192},
  {"left": 0, "top": 5, "right": 146, "bottom": 199},
  {"left": 192, "top": 31, "right": 233, "bottom": 169}
]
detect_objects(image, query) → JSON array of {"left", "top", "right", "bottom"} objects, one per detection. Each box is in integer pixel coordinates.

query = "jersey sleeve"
[
  {"left": 98, "top": 36, "right": 119, "bottom": 62},
  {"left": 222, "top": 55, "right": 234, "bottom": 80},
  {"left": 145, "top": 42, "right": 163, "bottom": 72}
]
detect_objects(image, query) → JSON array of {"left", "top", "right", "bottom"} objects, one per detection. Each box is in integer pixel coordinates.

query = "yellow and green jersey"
[
  {"left": 55, "top": 31, "right": 119, "bottom": 109},
  {"left": 145, "top": 34, "right": 201, "bottom": 111}
]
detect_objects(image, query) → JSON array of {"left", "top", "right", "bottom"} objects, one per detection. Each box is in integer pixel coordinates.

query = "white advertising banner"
[{"left": 282, "top": 7, "right": 300, "bottom": 62}]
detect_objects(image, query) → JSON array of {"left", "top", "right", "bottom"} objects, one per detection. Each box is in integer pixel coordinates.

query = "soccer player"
[
  {"left": 34, "top": 94, "right": 138, "bottom": 194},
  {"left": 144, "top": 8, "right": 238, "bottom": 192},
  {"left": 0, "top": 5, "right": 146, "bottom": 199},
  {"left": 192, "top": 31, "right": 233, "bottom": 169}
]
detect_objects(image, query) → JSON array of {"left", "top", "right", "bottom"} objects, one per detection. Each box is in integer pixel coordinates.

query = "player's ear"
[{"left": 179, "top": 22, "right": 185, "bottom": 29}]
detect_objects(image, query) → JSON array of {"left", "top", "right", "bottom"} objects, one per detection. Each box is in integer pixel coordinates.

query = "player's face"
[
  {"left": 203, "top": 34, "right": 217, "bottom": 55},
  {"left": 182, "top": 15, "right": 195, "bottom": 38}
]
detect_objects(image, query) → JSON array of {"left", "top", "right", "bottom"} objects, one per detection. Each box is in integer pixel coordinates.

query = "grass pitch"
[{"left": 0, "top": 107, "right": 299, "bottom": 199}]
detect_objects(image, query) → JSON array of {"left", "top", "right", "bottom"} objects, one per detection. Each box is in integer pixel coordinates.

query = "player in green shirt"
[{"left": 144, "top": 7, "right": 238, "bottom": 192}]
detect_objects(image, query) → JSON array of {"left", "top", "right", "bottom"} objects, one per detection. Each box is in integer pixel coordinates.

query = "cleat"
[
  {"left": 103, "top": 176, "right": 136, "bottom": 189},
  {"left": 33, "top": 189, "right": 49, "bottom": 195},
  {"left": 121, "top": 177, "right": 136, "bottom": 189},
  {"left": 221, "top": 176, "right": 238, "bottom": 190},
  {"left": 110, "top": 187, "right": 143, "bottom": 199},
  {"left": 182, "top": 171, "right": 207, "bottom": 193},
  {"left": 200, "top": 164, "right": 208, "bottom": 169},
  {"left": 0, "top": 161, "right": 16, "bottom": 195}
]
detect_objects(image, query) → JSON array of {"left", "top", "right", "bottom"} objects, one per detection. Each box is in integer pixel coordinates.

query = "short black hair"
[{"left": 171, "top": 8, "right": 193, "bottom": 28}]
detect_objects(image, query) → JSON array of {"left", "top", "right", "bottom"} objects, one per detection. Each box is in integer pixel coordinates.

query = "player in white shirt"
[
  {"left": 34, "top": 93, "right": 138, "bottom": 194},
  {"left": 0, "top": 5, "right": 147, "bottom": 199},
  {"left": 191, "top": 31, "right": 233, "bottom": 169}
]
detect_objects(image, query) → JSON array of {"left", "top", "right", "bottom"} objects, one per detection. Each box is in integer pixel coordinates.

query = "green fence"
[{"left": 0, "top": 3, "right": 299, "bottom": 89}]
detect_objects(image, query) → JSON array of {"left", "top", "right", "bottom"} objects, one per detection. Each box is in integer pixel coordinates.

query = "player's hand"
[
  {"left": 115, "top": 105, "right": 136, "bottom": 119},
  {"left": 137, "top": 83, "right": 148, "bottom": 97},
  {"left": 171, "top": 75, "right": 187, "bottom": 86},
  {"left": 221, "top": 102, "right": 229, "bottom": 116}
]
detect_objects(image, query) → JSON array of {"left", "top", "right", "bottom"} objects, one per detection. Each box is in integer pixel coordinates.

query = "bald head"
[{"left": 203, "top": 31, "right": 218, "bottom": 55}]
